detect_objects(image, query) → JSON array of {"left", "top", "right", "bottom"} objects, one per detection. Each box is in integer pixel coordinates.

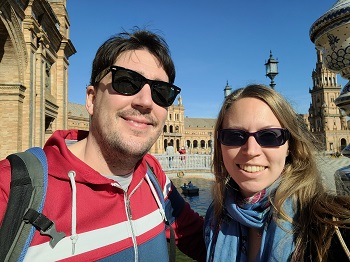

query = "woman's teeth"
[{"left": 239, "top": 165, "right": 265, "bottom": 173}]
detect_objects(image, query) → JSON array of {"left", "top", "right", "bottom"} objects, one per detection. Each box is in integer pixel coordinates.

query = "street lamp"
[
  {"left": 224, "top": 81, "right": 232, "bottom": 98},
  {"left": 265, "top": 50, "right": 279, "bottom": 89}
]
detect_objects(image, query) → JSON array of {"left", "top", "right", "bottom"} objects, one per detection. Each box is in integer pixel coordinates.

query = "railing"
[{"left": 153, "top": 154, "right": 212, "bottom": 172}]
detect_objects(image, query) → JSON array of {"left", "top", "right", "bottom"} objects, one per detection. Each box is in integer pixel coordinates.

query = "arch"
[
  {"left": 0, "top": 4, "right": 28, "bottom": 83},
  {"left": 341, "top": 138, "right": 347, "bottom": 151},
  {"left": 176, "top": 139, "right": 180, "bottom": 151},
  {"left": 163, "top": 125, "right": 167, "bottom": 132},
  {"left": 164, "top": 139, "right": 168, "bottom": 151},
  {"left": 200, "top": 140, "right": 205, "bottom": 148}
]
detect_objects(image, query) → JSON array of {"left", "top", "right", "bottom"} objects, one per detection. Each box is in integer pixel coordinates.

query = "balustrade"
[{"left": 153, "top": 154, "right": 212, "bottom": 172}]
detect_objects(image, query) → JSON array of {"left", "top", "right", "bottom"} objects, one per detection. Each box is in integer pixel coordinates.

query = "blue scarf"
[{"left": 204, "top": 180, "right": 296, "bottom": 261}]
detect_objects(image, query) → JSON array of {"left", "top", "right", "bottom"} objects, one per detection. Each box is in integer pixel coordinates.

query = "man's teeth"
[{"left": 239, "top": 165, "right": 265, "bottom": 173}]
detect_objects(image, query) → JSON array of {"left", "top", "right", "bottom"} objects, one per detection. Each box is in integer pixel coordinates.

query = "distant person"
[
  {"left": 166, "top": 142, "right": 175, "bottom": 168},
  {"left": 205, "top": 84, "right": 350, "bottom": 261},
  {"left": 188, "top": 181, "right": 193, "bottom": 188},
  {"left": 179, "top": 146, "right": 186, "bottom": 165},
  {"left": 0, "top": 28, "right": 205, "bottom": 261}
]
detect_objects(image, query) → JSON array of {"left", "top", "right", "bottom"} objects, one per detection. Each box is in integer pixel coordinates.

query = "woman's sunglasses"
[
  {"left": 94, "top": 66, "right": 181, "bottom": 107},
  {"left": 217, "top": 128, "right": 290, "bottom": 147}
]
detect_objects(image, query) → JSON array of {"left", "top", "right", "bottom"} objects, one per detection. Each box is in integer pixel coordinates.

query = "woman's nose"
[{"left": 241, "top": 135, "right": 262, "bottom": 156}]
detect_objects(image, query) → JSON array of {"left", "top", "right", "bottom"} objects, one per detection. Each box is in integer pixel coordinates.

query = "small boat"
[{"left": 180, "top": 182, "right": 199, "bottom": 196}]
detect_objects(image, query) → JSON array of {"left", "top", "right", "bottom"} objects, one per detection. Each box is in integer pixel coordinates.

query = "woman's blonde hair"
[{"left": 212, "top": 84, "right": 350, "bottom": 261}]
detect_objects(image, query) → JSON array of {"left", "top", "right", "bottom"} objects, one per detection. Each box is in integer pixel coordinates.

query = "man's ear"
[{"left": 86, "top": 85, "right": 96, "bottom": 116}]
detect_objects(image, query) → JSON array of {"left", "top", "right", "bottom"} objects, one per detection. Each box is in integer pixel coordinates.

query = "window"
[
  {"left": 45, "top": 63, "right": 51, "bottom": 91},
  {"left": 45, "top": 116, "right": 54, "bottom": 134}
]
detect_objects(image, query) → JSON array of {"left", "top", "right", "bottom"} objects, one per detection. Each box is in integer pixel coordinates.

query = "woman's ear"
[{"left": 86, "top": 85, "right": 96, "bottom": 116}]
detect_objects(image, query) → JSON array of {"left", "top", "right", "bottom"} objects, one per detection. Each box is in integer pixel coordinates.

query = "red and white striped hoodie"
[{"left": 0, "top": 130, "right": 205, "bottom": 261}]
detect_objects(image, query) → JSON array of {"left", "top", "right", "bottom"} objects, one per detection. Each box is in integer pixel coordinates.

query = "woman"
[{"left": 204, "top": 84, "right": 350, "bottom": 261}]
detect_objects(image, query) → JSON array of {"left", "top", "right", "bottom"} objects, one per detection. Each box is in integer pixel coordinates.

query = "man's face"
[{"left": 86, "top": 49, "right": 169, "bottom": 159}]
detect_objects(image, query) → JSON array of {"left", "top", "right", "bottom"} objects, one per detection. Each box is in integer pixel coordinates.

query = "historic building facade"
[
  {"left": 308, "top": 50, "right": 350, "bottom": 154},
  {"left": 153, "top": 96, "right": 215, "bottom": 155},
  {"left": 0, "top": 0, "right": 75, "bottom": 159}
]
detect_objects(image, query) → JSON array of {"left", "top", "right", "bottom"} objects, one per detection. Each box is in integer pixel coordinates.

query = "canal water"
[
  {"left": 171, "top": 177, "right": 214, "bottom": 261},
  {"left": 172, "top": 177, "right": 214, "bottom": 216}
]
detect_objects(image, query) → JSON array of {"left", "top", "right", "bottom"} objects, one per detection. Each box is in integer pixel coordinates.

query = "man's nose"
[{"left": 131, "top": 84, "right": 153, "bottom": 110}]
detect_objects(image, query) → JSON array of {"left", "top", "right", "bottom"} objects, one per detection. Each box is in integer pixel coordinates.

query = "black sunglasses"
[
  {"left": 217, "top": 128, "right": 290, "bottom": 147},
  {"left": 94, "top": 66, "right": 181, "bottom": 107}
]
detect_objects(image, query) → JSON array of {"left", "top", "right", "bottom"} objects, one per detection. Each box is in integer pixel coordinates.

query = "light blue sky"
[{"left": 66, "top": 0, "right": 347, "bottom": 118}]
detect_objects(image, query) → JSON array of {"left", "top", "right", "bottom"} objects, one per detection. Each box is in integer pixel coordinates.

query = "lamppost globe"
[
  {"left": 265, "top": 50, "right": 279, "bottom": 89},
  {"left": 224, "top": 81, "right": 232, "bottom": 98}
]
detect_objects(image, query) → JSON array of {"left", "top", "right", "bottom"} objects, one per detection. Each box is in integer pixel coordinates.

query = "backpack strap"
[
  {"left": 146, "top": 161, "right": 176, "bottom": 262},
  {"left": 0, "top": 147, "right": 65, "bottom": 262}
]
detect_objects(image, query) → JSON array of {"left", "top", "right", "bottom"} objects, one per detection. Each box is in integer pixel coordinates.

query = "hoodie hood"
[{"left": 43, "top": 130, "right": 107, "bottom": 185}]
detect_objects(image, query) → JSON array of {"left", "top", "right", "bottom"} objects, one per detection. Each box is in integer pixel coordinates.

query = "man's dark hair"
[{"left": 90, "top": 28, "right": 176, "bottom": 87}]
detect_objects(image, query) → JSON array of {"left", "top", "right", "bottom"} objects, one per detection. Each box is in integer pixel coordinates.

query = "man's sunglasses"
[
  {"left": 217, "top": 128, "right": 290, "bottom": 147},
  {"left": 94, "top": 66, "right": 181, "bottom": 107}
]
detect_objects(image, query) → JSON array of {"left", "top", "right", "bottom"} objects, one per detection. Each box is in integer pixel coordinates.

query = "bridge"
[{"left": 153, "top": 154, "right": 212, "bottom": 173}]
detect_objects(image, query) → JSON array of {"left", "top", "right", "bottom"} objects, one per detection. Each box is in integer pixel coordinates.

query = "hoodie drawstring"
[
  {"left": 68, "top": 171, "right": 79, "bottom": 255},
  {"left": 144, "top": 174, "right": 167, "bottom": 222}
]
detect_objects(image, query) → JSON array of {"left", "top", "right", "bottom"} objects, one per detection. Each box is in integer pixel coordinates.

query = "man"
[{"left": 0, "top": 29, "right": 205, "bottom": 261}]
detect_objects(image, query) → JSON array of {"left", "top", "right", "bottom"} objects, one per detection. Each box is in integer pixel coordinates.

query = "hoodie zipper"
[{"left": 111, "top": 179, "right": 143, "bottom": 262}]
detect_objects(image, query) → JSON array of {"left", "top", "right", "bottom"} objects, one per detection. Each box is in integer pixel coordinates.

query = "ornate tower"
[{"left": 308, "top": 49, "right": 349, "bottom": 153}]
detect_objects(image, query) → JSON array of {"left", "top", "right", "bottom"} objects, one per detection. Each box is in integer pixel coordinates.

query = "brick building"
[{"left": 0, "top": 0, "right": 75, "bottom": 159}]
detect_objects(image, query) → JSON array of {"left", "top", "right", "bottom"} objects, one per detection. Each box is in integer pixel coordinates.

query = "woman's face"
[{"left": 221, "top": 97, "right": 289, "bottom": 198}]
